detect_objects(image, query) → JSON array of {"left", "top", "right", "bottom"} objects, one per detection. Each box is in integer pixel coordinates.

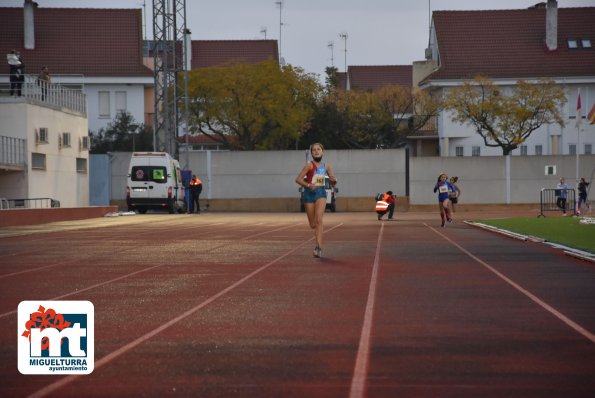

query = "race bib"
[
  {"left": 312, "top": 173, "right": 325, "bottom": 187},
  {"left": 439, "top": 185, "right": 448, "bottom": 193}
]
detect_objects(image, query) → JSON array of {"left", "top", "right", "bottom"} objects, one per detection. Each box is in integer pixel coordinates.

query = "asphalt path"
[{"left": 1, "top": 212, "right": 594, "bottom": 397}]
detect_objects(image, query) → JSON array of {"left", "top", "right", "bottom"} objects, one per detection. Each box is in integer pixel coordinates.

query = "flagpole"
[
  {"left": 576, "top": 123, "right": 580, "bottom": 181},
  {"left": 576, "top": 88, "right": 581, "bottom": 182}
]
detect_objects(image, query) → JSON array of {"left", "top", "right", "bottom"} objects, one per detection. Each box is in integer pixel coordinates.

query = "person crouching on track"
[
  {"left": 295, "top": 143, "right": 337, "bottom": 258},
  {"left": 376, "top": 191, "right": 395, "bottom": 221},
  {"left": 434, "top": 173, "right": 455, "bottom": 227}
]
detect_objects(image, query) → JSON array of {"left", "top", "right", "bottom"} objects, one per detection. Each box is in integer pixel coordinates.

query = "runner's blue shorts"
[{"left": 303, "top": 186, "right": 326, "bottom": 204}]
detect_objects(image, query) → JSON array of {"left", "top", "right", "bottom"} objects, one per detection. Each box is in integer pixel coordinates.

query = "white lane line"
[
  {"left": 426, "top": 223, "right": 595, "bottom": 344},
  {"left": 28, "top": 223, "right": 343, "bottom": 398},
  {"left": 0, "top": 223, "right": 299, "bottom": 319},
  {"left": 349, "top": 222, "right": 384, "bottom": 398}
]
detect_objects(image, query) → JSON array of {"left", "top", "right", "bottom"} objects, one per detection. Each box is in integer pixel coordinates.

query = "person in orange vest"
[
  {"left": 188, "top": 175, "right": 203, "bottom": 214},
  {"left": 376, "top": 191, "right": 396, "bottom": 221}
]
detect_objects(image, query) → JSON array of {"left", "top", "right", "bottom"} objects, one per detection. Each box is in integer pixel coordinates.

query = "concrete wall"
[
  {"left": 410, "top": 155, "right": 594, "bottom": 205},
  {"left": 0, "top": 101, "right": 89, "bottom": 207},
  {"left": 104, "top": 150, "right": 594, "bottom": 211}
]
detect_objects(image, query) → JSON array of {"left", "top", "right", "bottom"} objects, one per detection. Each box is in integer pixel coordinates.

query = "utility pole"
[
  {"left": 339, "top": 32, "right": 348, "bottom": 72},
  {"left": 328, "top": 41, "right": 334, "bottom": 67},
  {"left": 275, "top": 0, "right": 283, "bottom": 63}
]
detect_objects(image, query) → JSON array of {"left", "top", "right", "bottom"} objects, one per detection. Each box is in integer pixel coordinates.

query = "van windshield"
[{"left": 131, "top": 166, "right": 168, "bottom": 183}]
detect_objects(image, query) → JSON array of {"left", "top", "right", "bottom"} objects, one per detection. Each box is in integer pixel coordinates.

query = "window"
[
  {"left": 99, "top": 91, "right": 110, "bottom": 118},
  {"left": 455, "top": 146, "right": 464, "bottom": 157},
  {"left": 61, "top": 132, "right": 71, "bottom": 148},
  {"left": 581, "top": 39, "right": 592, "bottom": 48},
  {"left": 131, "top": 166, "right": 168, "bottom": 183},
  {"left": 567, "top": 39, "right": 578, "bottom": 49},
  {"left": 569, "top": 144, "right": 577, "bottom": 155},
  {"left": 585, "top": 144, "right": 593, "bottom": 155},
  {"left": 31, "top": 153, "right": 46, "bottom": 170},
  {"left": 535, "top": 145, "right": 543, "bottom": 156},
  {"left": 76, "top": 157, "right": 88, "bottom": 173},
  {"left": 115, "top": 91, "right": 127, "bottom": 113},
  {"left": 545, "top": 165, "right": 556, "bottom": 176},
  {"left": 80, "top": 136, "right": 90, "bottom": 151},
  {"left": 36, "top": 127, "right": 48, "bottom": 144},
  {"left": 520, "top": 145, "right": 528, "bottom": 156},
  {"left": 471, "top": 146, "right": 480, "bottom": 156}
]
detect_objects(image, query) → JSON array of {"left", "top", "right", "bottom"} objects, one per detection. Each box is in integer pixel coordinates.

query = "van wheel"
[{"left": 138, "top": 208, "right": 147, "bottom": 214}]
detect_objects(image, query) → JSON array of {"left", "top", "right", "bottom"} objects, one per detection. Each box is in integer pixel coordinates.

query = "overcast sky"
[{"left": 3, "top": 0, "right": 594, "bottom": 79}]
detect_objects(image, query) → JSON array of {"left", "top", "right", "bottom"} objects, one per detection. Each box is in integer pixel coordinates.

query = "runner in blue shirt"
[
  {"left": 433, "top": 173, "right": 455, "bottom": 227},
  {"left": 295, "top": 143, "right": 337, "bottom": 258}
]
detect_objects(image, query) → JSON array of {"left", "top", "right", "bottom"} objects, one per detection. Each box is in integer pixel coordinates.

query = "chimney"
[
  {"left": 546, "top": 0, "right": 558, "bottom": 51},
  {"left": 24, "top": 0, "right": 38, "bottom": 50}
]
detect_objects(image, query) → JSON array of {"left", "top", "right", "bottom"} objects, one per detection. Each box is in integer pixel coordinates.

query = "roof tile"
[
  {"left": 428, "top": 7, "right": 595, "bottom": 81},
  {"left": 348, "top": 65, "right": 412, "bottom": 91},
  {"left": 0, "top": 7, "right": 152, "bottom": 77},
  {"left": 191, "top": 40, "right": 279, "bottom": 69}
]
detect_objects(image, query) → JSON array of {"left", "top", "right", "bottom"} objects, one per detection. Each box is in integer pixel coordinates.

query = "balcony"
[{"left": 0, "top": 74, "right": 86, "bottom": 116}]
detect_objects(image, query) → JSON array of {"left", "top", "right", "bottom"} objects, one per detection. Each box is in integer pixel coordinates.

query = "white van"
[{"left": 126, "top": 152, "right": 185, "bottom": 214}]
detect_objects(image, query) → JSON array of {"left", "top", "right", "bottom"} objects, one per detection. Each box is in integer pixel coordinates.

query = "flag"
[
  {"left": 589, "top": 104, "right": 595, "bottom": 125},
  {"left": 575, "top": 89, "right": 581, "bottom": 128}
]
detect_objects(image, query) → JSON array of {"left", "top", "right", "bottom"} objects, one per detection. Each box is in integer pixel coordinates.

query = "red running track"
[{"left": 1, "top": 212, "right": 594, "bottom": 398}]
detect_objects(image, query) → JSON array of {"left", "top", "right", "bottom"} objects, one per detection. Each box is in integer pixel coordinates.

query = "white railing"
[{"left": 0, "top": 74, "right": 86, "bottom": 115}]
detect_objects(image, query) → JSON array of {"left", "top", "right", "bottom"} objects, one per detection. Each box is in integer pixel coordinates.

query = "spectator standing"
[
  {"left": 7, "top": 50, "right": 24, "bottom": 96},
  {"left": 577, "top": 177, "right": 590, "bottom": 216},
  {"left": 38, "top": 66, "right": 50, "bottom": 100},
  {"left": 556, "top": 177, "right": 569, "bottom": 216},
  {"left": 188, "top": 175, "right": 202, "bottom": 214}
]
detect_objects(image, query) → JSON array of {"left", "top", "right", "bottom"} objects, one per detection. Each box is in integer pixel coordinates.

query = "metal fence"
[
  {"left": 0, "top": 198, "right": 60, "bottom": 210},
  {"left": 539, "top": 188, "right": 576, "bottom": 217}
]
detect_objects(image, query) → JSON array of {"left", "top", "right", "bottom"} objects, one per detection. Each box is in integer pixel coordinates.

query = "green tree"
[
  {"left": 445, "top": 76, "right": 566, "bottom": 155},
  {"left": 311, "top": 85, "right": 441, "bottom": 149},
  {"left": 90, "top": 111, "right": 152, "bottom": 153},
  {"left": 186, "top": 60, "right": 321, "bottom": 150}
]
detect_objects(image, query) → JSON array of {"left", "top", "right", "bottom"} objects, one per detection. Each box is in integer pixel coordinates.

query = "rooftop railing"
[{"left": 0, "top": 74, "right": 86, "bottom": 115}]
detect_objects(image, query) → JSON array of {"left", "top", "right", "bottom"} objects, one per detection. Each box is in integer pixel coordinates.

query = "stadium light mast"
[{"left": 152, "top": 0, "right": 189, "bottom": 159}]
